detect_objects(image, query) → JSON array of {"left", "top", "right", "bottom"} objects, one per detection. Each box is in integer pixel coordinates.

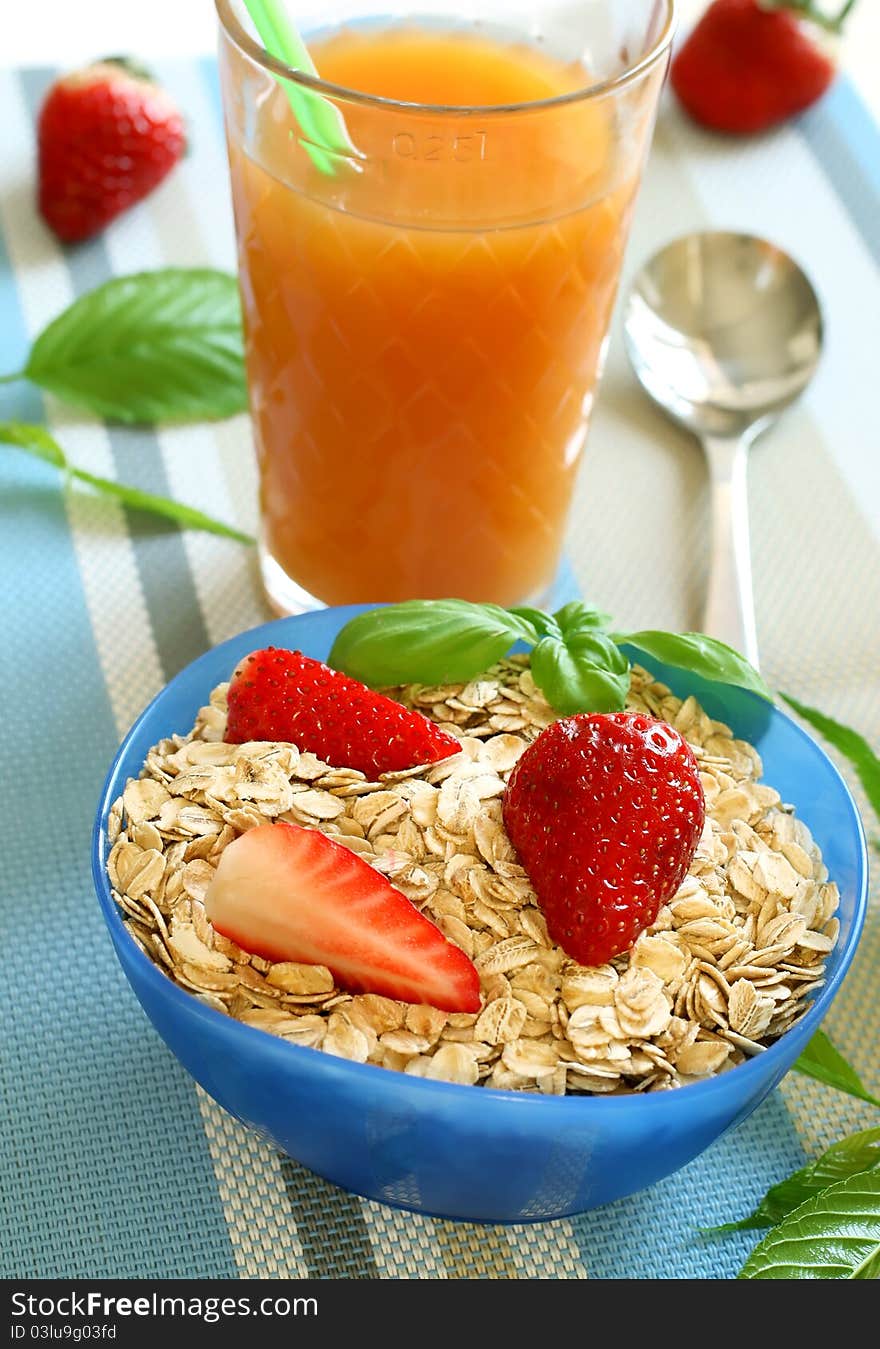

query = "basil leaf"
[
  {"left": 329, "top": 600, "right": 538, "bottom": 687},
  {"left": 531, "top": 630, "right": 630, "bottom": 715},
  {"left": 794, "top": 1029, "right": 880, "bottom": 1107},
  {"left": 614, "top": 629, "right": 773, "bottom": 701},
  {"left": 781, "top": 692, "right": 880, "bottom": 823},
  {"left": 738, "top": 1169, "right": 880, "bottom": 1279},
  {"left": 553, "top": 601, "right": 612, "bottom": 635},
  {"left": 708, "top": 1129, "right": 880, "bottom": 1233},
  {"left": 1, "top": 421, "right": 254, "bottom": 544},
  {"left": 24, "top": 269, "right": 248, "bottom": 424},
  {"left": 0, "top": 420, "right": 65, "bottom": 468},
  {"left": 508, "top": 606, "right": 561, "bottom": 640}
]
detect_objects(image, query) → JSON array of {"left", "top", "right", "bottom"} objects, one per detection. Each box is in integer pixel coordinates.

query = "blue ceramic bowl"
[{"left": 92, "top": 606, "right": 868, "bottom": 1223}]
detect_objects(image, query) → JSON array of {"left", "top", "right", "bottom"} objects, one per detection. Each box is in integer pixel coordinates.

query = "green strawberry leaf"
[
  {"left": 531, "top": 629, "right": 630, "bottom": 715},
  {"left": 793, "top": 1029, "right": 880, "bottom": 1108},
  {"left": 23, "top": 269, "right": 248, "bottom": 424},
  {"left": 329, "top": 600, "right": 539, "bottom": 687},
  {"left": 613, "top": 629, "right": 774, "bottom": 701},
  {"left": 738, "top": 1169, "right": 880, "bottom": 1279},
  {"left": 1, "top": 421, "right": 253, "bottom": 544},
  {"left": 708, "top": 1128, "right": 880, "bottom": 1233},
  {"left": 781, "top": 692, "right": 880, "bottom": 824}
]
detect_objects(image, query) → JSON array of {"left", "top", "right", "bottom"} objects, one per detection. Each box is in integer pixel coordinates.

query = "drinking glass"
[{"left": 216, "top": 0, "right": 674, "bottom": 613}]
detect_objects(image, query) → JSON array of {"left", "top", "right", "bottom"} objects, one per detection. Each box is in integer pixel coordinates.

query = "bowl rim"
[{"left": 92, "top": 607, "right": 870, "bottom": 1115}]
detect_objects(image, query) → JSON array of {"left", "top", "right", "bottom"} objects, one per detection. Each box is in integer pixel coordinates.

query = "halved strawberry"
[
  {"left": 205, "top": 822, "right": 481, "bottom": 1013},
  {"left": 225, "top": 647, "right": 461, "bottom": 779}
]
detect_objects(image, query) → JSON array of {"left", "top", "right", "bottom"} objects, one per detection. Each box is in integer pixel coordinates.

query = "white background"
[{"left": 4, "top": 0, "right": 879, "bottom": 118}]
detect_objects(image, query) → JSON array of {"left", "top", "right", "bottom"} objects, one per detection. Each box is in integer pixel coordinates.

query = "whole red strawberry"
[
  {"left": 225, "top": 647, "right": 461, "bottom": 778},
  {"left": 503, "top": 712, "right": 705, "bottom": 966},
  {"left": 671, "top": 0, "right": 840, "bottom": 135},
  {"left": 38, "top": 59, "right": 185, "bottom": 242}
]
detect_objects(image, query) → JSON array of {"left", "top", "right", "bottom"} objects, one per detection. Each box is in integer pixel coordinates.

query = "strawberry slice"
[
  {"left": 205, "top": 822, "right": 481, "bottom": 1013},
  {"left": 225, "top": 647, "right": 461, "bottom": 779}
]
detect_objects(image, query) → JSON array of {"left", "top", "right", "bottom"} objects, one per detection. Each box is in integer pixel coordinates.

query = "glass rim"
[{"left": 215, "top": 0, "right": 676, "bottom": 117}]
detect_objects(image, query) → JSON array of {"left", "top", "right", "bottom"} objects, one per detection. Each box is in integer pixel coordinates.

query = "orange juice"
[{"left": 225, "top": 27, "right": 653, "bottom": 608}]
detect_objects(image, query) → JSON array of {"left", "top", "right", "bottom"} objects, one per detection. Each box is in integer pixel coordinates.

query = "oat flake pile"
[{"left": 107, "top": 659, "right": 840, "bottom": 1095}]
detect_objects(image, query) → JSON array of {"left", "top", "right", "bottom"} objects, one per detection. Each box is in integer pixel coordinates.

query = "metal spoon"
[{"left": 623, "top": 231, "right": 823, "bottom": 668}]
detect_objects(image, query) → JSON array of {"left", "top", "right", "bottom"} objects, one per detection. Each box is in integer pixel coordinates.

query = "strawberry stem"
[
  {"left": 100, "top": 55, "right": 156, "bottom": 83},
  {"left": 761, "top": 0, "right": 858, "bottom": 34}
]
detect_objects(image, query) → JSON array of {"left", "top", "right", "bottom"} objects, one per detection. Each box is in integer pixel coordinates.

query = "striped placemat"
[{"left": 1, "top": 61, "right": 878, "bottom": 1279}]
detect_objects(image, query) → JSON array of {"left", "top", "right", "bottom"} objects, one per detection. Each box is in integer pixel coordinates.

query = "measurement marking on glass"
[{"left": 391, "top": 131, "right": 488, "bottom": 162}]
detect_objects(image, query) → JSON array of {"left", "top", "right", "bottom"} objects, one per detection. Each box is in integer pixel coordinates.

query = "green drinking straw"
[{"left": 243, "top": 0, "right": 358, "bottom": 175}]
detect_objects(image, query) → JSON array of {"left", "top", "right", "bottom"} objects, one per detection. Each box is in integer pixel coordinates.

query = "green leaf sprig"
[
  {"left": 329, "top": 598, "right": 774, "bottom": 714},
  {"left": 792, "top": 1029, "right": 880, "bottom": 1109},
  {"left": 708, "top": 1127, "right": 880, "bottom": 1234},
  {"left": 704, "top": 1037, "right": 880, "bottom": 1275},
  {"left": 330, "top": 603, "right": 880, "bottom": 860},
  {"left": 781, "top": 693, "right": 880, "bottom": 824},
  {"left": 0, "top": 268, "right": 253, "bottom": 540},
  {"left": 738, "top": 1169, "right": 880, "bottom": 1280},
  {"left": 1, "top": 422, "right": 253, "bottom": 544},
  {"left": 704, "top": 1026, "right": 879, "bottom": 1277},
  {"left": 1, "top": 268, "right": 247, "bottom": 424}
]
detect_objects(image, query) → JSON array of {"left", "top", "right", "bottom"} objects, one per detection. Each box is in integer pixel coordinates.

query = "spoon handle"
[{"left": 701, "top": 434, "right": 760, "bottom": 669}]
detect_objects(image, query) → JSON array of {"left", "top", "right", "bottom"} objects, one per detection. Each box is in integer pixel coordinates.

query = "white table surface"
[{"left": 7, "top": 0, "right": 879, "bottom": 120}]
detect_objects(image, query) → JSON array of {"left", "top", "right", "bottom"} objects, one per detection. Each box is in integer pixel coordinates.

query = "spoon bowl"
[
  {"left": 623, "top": 231, "right": 824, "bottom": 666},
  {"left": 624, "top": 231, "right": 823, "bottom": 440}
]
